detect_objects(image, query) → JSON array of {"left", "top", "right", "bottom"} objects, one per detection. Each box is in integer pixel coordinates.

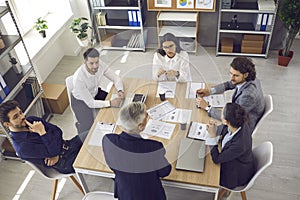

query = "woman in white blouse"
[{"left": 152, "top": 33, "right": 192, "bottom": 82}]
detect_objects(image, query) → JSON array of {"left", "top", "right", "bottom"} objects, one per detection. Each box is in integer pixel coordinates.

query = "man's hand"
[
  {"left": 165, "top": 70, "right": 178, "bottom": 79},
  {"left": 44, "top": 156, "right": 59, "bottom": 166},
  {"left": 196, "top": 88, "right": 210, "bottom": 97},
  {"left": 25, "top": 120, "right": 46, "bottom": 136},
  {"left": 157, "top": 68, "right": 166, "bottom": 77},
  {"left": 110, "top": 97, "right": 123, "bottom": 107},
  {"left": 206, "top": 120, "right": 217, "bottom": 138},
  {"left": 117, "top": 90, "right": 125, "bottom": 99},
  {"left": 196, "top": 97, "right": 209, "bottom": 109}
]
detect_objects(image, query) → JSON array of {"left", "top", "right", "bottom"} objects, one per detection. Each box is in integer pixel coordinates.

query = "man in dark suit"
[
  {"left": 196, "top": 57, "right": 265, "bottom": 132},
  {"left": 102, "top": 102, "right": 171, "bottom": 200}
]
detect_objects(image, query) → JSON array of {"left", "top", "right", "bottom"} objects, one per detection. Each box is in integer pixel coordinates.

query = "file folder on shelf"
[
  {"left": 132, "top": 11, "right": 138, "bottom": 26},
  {"left": 266, "top": 14, "right": 273, "bottom": 31},
  {"left": 0, "top": 74, "right": 9, "bottom": 96},
  {"left": 260, "top": 13, "right": 268, "bottom": 31},
  {"left": 128, "top": 10, "right": 133, "bottom": 26},
  {"left": 253, "top": 13, "right": 262, "bottom": 31}
]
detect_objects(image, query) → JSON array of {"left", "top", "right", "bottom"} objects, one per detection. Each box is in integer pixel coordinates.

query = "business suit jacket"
[
  {"left": 210, "top": 124, "right": 255, "bottom": 189},
  {"left": 209, "top": 78, "right": 265, "bottom": 132},
  {"left": 102, "top": 132, "right": 171, "bottom": 200}
]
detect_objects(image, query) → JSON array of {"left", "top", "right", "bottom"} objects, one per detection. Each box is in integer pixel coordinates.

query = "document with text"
[
  {"left": 88, "top": 122, "right": 116, "bottom": 146},
  {"left": 161, "top": 108, "right": 192, "bottom": 124},
  {"left": 143, "top": 119, "right": 176, "bottom": 139},
  {"left": 156, "top": 81, "right": 177, "bottom": 98},
  {"left": 203, "top": 94, "right": 225, "bottom": 107},
  {"left": 187, "top": 121, "right": 208, "bottom": 140},
  {"left": 186, "top": 82, "right": 205, "bottom": 99},
  {"left": 147, "top": 101, "right": 176, "bottom": 120}
]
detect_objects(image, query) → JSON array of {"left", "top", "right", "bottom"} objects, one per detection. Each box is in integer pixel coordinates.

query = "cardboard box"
[
  {"left": 221, "top": 37, "right": 234, "bottom": 53},
  {"left": 42, "top": 83, "right": 69, "bottom": 114},
  {"left": 242, "top": 40, "right": 264, "bottom": 48},
  {"left": 241, "top": 46, "right": 262, "bottom": 54},
  {"left": 243, "top": 34, "right": 264, "bottom": 41}
]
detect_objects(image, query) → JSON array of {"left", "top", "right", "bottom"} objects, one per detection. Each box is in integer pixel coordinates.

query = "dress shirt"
[
  {"left": 72, "top": 61, "right": 123, "bottom": 108},
  {"left": 221, "top": 127, "right": 241, "bottom": 149},
  {"left": 152, "top": 51, "right": 192, "bottom": 82}
]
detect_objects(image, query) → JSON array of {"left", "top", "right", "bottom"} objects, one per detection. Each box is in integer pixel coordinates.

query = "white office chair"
[
  {"left": 65, "top": 75, "right": 78, "bottom": 124},
  {"left": 25, "top": 161, "right": 85, "bottom": 200},
  {"left": 252, "top": 95, "right": 273, "bottom": 136},
  {"left": 218, "top": 141, "right": 273, "bottom": 200},
  {"left": 82, "top": 191, "right": 116, "bottom": 200}
]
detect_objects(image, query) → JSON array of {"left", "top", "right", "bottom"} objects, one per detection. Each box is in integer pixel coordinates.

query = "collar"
[
  {"left": 81, "top": 64, "right": 96, "bottom": 78},
  {"left": 164, "top": 52, "right": 179, "bottom": 62},
  {"left": 227, "top": 126, "right": 241, "bottom": 137},
  {"left": 120, "top": 131, "right": 143, "bottom": 140},
  {"left": 236, "top": 81, "right": 247, "bottom": 92}
]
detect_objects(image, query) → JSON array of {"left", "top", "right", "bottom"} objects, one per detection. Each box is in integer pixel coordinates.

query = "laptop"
[
  {"left": 175, "top": 138, "right": 206, "bottom": 173},
  {"left": 132, "top": 84, "right": 150, "bottom": 103}
]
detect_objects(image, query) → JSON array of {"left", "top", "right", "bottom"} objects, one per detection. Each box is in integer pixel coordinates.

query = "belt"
[{"left": 61, "top": 140, "right": 70, "bottom": 156}]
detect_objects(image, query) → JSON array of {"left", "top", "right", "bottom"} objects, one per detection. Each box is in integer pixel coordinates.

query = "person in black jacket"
[
  {"left": 205, "top": 103, "right": 255, "bottom": 198},
  {"left": 102, "top": 102, "right": 171, "bottom": 200}
]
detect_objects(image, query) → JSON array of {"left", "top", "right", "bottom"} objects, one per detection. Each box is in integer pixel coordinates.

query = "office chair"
[
  {"left": 218, "top": 141, "right": 273, "bottom": 200},
  {"left": 252, "top": 95, "right": 273, "bottom": 136},
  {"left": 82, "top": 191, "right": 116, "bottom": 200},
  {"left": 65, "top": 75, "right": 78, "bottom": 125},
  {"left": 25, "top": 161, "right": 85, "bottom": 200}
]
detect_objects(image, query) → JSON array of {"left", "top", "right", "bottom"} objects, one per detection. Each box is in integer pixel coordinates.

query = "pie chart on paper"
[{"left": 179, "top": 0, "right": 187, "bottom": 6}]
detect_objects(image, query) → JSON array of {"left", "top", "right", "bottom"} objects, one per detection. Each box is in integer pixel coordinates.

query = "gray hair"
[{"left": 119, "top": 102, "right": 146, "bottom": 132}]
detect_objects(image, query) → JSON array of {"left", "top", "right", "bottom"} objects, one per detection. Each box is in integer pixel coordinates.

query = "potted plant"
[
  {"left": 70, "top": 17, "right": 92, "bottom": 47},
  {"left": 34, "top": 17, "right": 48, "bottom": 38},
  {"left": 278, "top": 0, "right": 300, "bottom": 66}
]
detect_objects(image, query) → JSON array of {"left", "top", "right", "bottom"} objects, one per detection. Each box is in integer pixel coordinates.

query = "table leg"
[{"left": 75, "top": 172, "right": 89, "bottom": 194}]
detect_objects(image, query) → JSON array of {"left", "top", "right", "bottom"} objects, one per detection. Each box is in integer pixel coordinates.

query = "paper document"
[
  {"left": 88, "top": 122, "right": 116, "bottom": 146},
  {"left": 187, "top": 122, "right": 208, "bottom": 140},
  {"left": 147, "top": 101, "right": 176, "bottom": 120},
  {"left": 143, "top": 119, "right": 176, "bottom": 139},
  {"left": 111, "top": 93, "right": 132, "bottom": 108},
  {"left": 186, "top": 82, "right": 205, "bottom": 99},
  {"left": 156, "top": 82, "right": 176, "bottom": 98},
  {"left": 162, "top": 108, "right": 192, "bottom": 124},
  {"left": 203, "top": 94, "right": 225, "bottom": 107}
]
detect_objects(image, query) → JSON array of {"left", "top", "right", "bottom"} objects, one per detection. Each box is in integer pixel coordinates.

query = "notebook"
[{"left": 175, "top": 138, "right": 206, "bottom": 173}]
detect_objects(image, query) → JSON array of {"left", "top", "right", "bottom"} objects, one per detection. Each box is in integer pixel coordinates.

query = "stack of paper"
[
  {"left": 88, "top": 122, "right": 116, "bottom": 146},
  {"left": 257, "top": 0, "right": 276, "bottom": 11},
  {"left": 143, "top": 119, "right": 176, "bottom": 139},
  {"left": 156, "top": 82, "right": 177, "bottom": 98},
  {"left": 185, "top": 82, "right": 205, "bottom": 99}
]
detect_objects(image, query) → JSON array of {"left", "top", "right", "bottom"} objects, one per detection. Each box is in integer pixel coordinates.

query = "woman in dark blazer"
[
  {"left": 206, "top": 103, "right": 255, "bottom": 198},
  {"left": 102, "top": 102, "right": 171, "bottom": 200}
]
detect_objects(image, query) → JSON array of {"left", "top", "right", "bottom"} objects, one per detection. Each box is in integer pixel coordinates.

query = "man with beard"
[
  {"left": 0, "top": 100, "right": 85, "bottom": 174},
  {"left": 196, "top": 57, "right": 265, "bottom": 132}
]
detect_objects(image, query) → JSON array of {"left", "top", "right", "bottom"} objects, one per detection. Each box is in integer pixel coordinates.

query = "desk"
[{"left": 73, "top": 78, "right": 220, "bottom": 200}]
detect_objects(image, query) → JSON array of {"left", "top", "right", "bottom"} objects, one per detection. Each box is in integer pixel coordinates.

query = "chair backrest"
[
  {"left": 25, "top": 161, "right": 73, "bottom": 180},
  {"left": 242, "top": 141, "right": 273, "bottom": 191},
  {"left": 65, "top": 75, "right": 78, "bottom": 122},
  {"left": 252, "top": 95, "right": 273, "bottom": 136},
  {"left": 82, "top": 191, "right": 116, "bottom": 200}
]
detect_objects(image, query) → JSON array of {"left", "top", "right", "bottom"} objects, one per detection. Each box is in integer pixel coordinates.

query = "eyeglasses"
[{"left": 162, "top": 44, "right": 175, "bottom": 49}]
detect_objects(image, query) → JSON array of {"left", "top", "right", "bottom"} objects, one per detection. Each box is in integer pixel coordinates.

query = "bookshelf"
[
  {"left": 0, "top": 1, "right": 51, "bottom": 160},
  {"left": 88, "top": 0, "right": 146, "bottom": 51},
  {"left": 216, "top": 0, "right": 278, "bottom": 58}
]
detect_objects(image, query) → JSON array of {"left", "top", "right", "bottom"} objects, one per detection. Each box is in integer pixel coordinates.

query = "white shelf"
[
  {"left": 221, "top": 9, "right": 276, "bottom": 14},
  {"left": 97, "top": 25, "right": 142, "bottom": 30},
  {"left": 217, "top": 52, "right": 267, "bottom": 58},
  {"left": 219, "top": 30, "right": 272, "bottom": 35},
  {"left": 93, "top": 6, "right": 140, "bottom": 10},
  {"left": 157, "top": 12, "right": 198, "bottom": 22},
  {"left": 159, "top": 26, "right": 197, "bottom": 38}
]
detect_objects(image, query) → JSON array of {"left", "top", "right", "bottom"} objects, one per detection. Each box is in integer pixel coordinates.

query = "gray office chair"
[
  {"left": 65, "top": 75, "right": 78, "bottom": 125},
  {"left": 82, "top": 191, "right": 116, "bottom": 200},
  {"left": 218, "top": 141, "right": 273, "bottom": 200},
  {"left": 252, "top": 95, "right": 273, "bottom": 136},
  {"left": 25, "top": 161, "right": 85, "bottom": 200}
]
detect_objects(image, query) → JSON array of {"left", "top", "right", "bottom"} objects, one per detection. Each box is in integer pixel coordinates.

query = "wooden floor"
[{"left": 1, "top": 39, "right": 300, "bottom": 200}]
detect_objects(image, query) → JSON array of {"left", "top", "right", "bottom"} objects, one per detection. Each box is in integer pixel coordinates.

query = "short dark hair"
[
  {"left": 223, "top": 103, "right": 247, "bottom": 128},
  {"left": 157, "top": 33, "right": 182, "bottom": 56},
  {"left": 0, "top": 100, "right": 20, "bottom": 123},
  {"left": 83, "top": 48, "right": 100, "bottom": 60},
  {"left": 230, "top": 57, "right": 256, "bottom": 81}
]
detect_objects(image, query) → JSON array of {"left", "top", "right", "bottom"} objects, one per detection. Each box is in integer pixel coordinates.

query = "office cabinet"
[
  {"left": 0, "top": 1, "right": 51, "bottom": 159},
  {"left": 216, "top": 0, "right": 278, "bottom": 58},
  {"left": 88, "top": 0, "right": 146, "bottom": 51},
  {"left": 156, "top": 11, "right": 199, "bottom": 53}
]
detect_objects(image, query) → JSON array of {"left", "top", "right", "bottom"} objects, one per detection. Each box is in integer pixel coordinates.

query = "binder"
[
  {"left": 132, "top": 11, "right": 137, "bottom": 26},
  {"left": 266, "top": 14, "right": 273, "bottom": 31},
  {"left": 0, "top": 74, "right": 9, "bottom": 95},
  {"left": 260, "top": 13, "right": 268, "bottom": 31},
  {"left": 253, "top": 14, "right": 262, "bottom": 31},
  {"left": 128, "top": 10, "right": 133, "bottom": 26},
  {"left": 137, "top": 11, "right": 142, "bottom": 26},
  {"left": 100, "top": 12, "right": 107, "bottom": 26}
]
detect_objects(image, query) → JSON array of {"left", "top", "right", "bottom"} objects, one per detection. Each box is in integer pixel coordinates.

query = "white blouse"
[{"left": 152, "top": 51, "right": 192, "bottom": 82}]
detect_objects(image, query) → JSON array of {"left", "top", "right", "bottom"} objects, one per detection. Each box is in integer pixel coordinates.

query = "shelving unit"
[
  {"left": 156, "top": 11, "right": 199, "bottom": 53},
  {"left": 216, "top": 0, "right": 278, "bottom": 58},
  {"left": 0, "top": 2, "right": 51, "bottom": 160},
  {"left": 88, "top": 0, "right": 146, "bottom": 51}
]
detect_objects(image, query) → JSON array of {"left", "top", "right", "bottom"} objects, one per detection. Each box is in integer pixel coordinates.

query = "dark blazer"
[
  {"left": 209, "top": 78, "right": 265, "bottom": 132},
  {"left": 210, "top": 124, "right": 255, "bottom": 189},
  {"left": 102, "top": 132, "right": 171, "bottom": 200}
]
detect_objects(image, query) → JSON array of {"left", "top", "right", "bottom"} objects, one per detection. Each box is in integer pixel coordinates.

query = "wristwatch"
[{"left": 205, "top": 105, "right": 211, "bottom": 112}]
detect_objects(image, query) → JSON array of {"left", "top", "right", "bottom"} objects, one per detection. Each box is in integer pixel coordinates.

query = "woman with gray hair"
[{"left": 102, "top": 102, "right": 171, "bottom": 200}]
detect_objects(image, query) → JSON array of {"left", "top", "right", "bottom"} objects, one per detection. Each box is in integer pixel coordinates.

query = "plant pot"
[
  {"left": 76, "top": 36, "right": 89, "bottom": 47},
  {"left": 39, "top": 30, "right": 46, "bottom": 38},
  {"left": 278, "top": 49, "right": 293, "bottom": 67}
]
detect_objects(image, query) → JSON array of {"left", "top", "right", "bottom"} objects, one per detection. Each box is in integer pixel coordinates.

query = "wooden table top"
[{"left": 73, "top": 78, "right": 220, "bottom": 188}]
